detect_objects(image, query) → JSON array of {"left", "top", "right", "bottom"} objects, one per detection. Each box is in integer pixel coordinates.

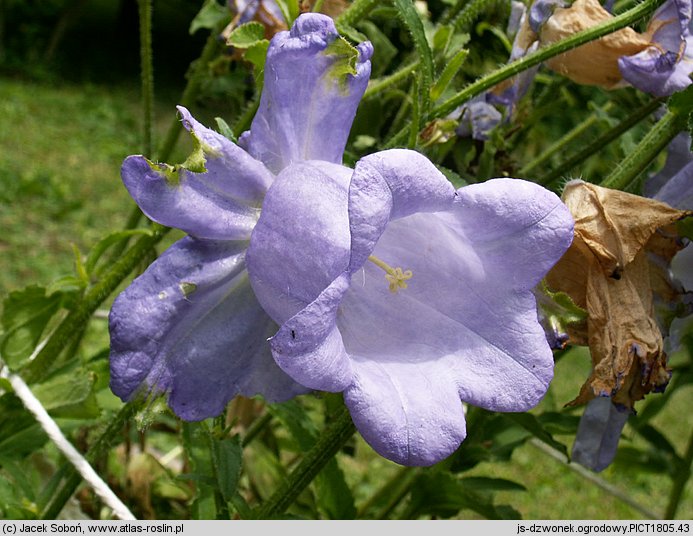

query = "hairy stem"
[
  {"left": 600, "top": 109, "right": 685, "bottom": 191},
  {"left": 253, "top": 406, "right": 356, "bottom": 518},
  {"left": 137, "top": 0, "right": 154, "bottom": 158}
]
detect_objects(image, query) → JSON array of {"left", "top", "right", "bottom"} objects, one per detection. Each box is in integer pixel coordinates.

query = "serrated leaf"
[
  {"left": 1, "top": 286, "right": 62, "bottom": 369},
  {"left": 392, "top": 0, "right": 434, "bottom": 114},
  {"left": 227, "top": 21, "right": 266, "bottom": 48},
  {"left": 325, "top": 36, "right": 360, "bottom": 81},
  {"left": 244, "top": 39, "right": 270, "bottom": 83},
  {"left": 32, "top": 366, "right": 100, "bottom": 419},
  {"left": 211, "top": 435, "right": 243, "bottom": 503},
  {"left": 190, "top": 0, "right": 231, "bottom": 35}
]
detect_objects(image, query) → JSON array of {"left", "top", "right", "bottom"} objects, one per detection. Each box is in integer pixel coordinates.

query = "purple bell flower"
[
  {"left": 246, "top": 150, "right": 574, "bottom": 466},
  {"left": 109, "top": 14, "right": 372, "bottom": 420},
  {"left": 111, "top": 13, "right": 576, "bottom": 466},
  {"left": 618, "top": 0, "right": 693, "bottom": 97}
]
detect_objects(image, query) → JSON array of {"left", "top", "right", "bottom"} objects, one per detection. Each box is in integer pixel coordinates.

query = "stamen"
[{"left": 368, "top": 255, "right": 413, "bottom": 293}]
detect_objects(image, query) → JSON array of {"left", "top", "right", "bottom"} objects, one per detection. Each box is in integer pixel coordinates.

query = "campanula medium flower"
[
  {"left": 246, "top": 150, "right": 575, "bottom": 465},
  {"left": 109, "top": 14, "right": 372, "bottom": 420},
  {"left": 111, "top": 13, "right": 576, "bottom": 467}
]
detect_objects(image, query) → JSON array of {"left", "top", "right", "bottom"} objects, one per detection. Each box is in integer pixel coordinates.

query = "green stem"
[
  {"left": 22, "top": 225, "right": 169, "bottom": 384},
  {"left": 156, "top": 27, "right": 223, "bottom": 161},
  {"left": 137, "top": 0, "right": 154, "bottom": 158},
  {"left": 40, "top": 402, "right": 140, "bottom": 519},
  {"left": 385, "top": 0, "right": 665, "bottom": 148},
  {"left": 335, "top": 0, "right": 379, "bottom": 27},
  {"left": 519, "top": 102, "right": 614, "bottom": 177},
  {"left": 538, "top": 97, "right": 664, "bottom": 187},
  {"left": 253, "top": 406, "right": 356, "bottom": 519},
  {"left": 312, "top": 0, "right": 326, "bottom": 13},
  {"left": 600, "top": 109, "right": 685, "bottom": 191},
  {"left": 241, "top": 412, "right": 272, "bottom": 447},
  {"left": 363, "top": 61, "right": 419, "bottom": 100},
  {"left": 665, "top": 427, "right": 693, "bottom": 519},
  {"left": 408, "top": 76, "right": 420, "bottom": 149}
]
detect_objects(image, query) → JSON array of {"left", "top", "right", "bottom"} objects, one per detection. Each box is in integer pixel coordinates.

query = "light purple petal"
[
  {"left": 239, "top": 13, "right": 372, "bottom": 173},
  {"left": 653, "top": 159, "right": 693, "bottom": 209},
  {"left": 347, "top": 149, "right": 456, "bottom": 271},
  {"left": 121, "top": 108, "right": 275, "bottom": 241},
  {"left": 109, "top": 236, "right": 306, "bottom": 420},
  {"left": 177, "top": 106, "right": 274, "bottom": 204},
  {"left": 645, "top": 132, "right": 693, "bottom": 197},
  {"left": 246, "top": 160, "right": 352, "bottom": 324},
  {"left": 344, "top": 360, "right": 467, "bottom": 466},
  {"left": 618, "top": 47, "right": 693, "bottom": 96},
  {"left": 571, "top": 397, "right": 630, "bottom": 472},
  {"left": 529, "top": 0, "right": 568, "bottom": 33},
  {"left": 456, "top": 97, "right": 503, "bottom": 140},
  {"left": 619, "top": 0, "right": 693, "bottom": 97},
  {"left": 249, "top": 147, "right": 573, "bottom": 465},
  {"left": 270, "top": 274, "right": 354, "bottom": 392}
]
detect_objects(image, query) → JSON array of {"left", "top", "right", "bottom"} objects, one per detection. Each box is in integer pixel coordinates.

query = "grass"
[{"left": 0, "top": 77, "right": 690, "bottom": 520}]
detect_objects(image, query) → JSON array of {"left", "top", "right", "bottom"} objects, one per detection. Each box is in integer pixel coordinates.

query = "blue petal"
[
  {"left": 109, "top": 236, "right": 306, "bottom": 420},
  {"left": 239, "top": 13, "right": 372, "bottom": 173}
]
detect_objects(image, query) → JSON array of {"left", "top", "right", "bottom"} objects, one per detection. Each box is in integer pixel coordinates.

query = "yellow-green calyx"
[
  {"left": 146, "top": 131, "right": 216, "bottom": 186},
  {"left": 368, "top": 255, "right": 413, "bottom": 294}
]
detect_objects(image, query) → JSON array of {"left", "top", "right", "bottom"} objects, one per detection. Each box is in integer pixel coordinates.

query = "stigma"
[{"left": 368, "top": 255, "right": 413, "bottom": 293}]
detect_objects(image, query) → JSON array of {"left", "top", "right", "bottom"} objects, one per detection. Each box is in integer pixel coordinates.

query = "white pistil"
[{"left": 368, "top": 255, "right": 413, "bottom": 293}]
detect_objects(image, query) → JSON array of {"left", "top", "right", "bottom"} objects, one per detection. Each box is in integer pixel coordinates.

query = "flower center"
[{"left": 368, "top": 255, "right": 413, "bottom": 293}]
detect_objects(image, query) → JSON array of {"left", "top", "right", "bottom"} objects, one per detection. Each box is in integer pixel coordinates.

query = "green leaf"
[
  {"left": 668, "top": 84, "right": 693, "bottom": 117},
  {"left": 189, "top": 0, "right": 231, "bottom": 35},
  {"left": 459, "top": 477, "right": 526, "bottom": 492},
  {"left": 181, "top": 422, "right": 217, "bottom": 520},
  {"left": 0, "top": 394, "right": 47, "bottom": 460},
  {"left": 274, "top": 0, "right": 300, "bottom": 26},
  {"left": 408, "top": 472, "right": 521, "bottom": 519},
  {"left": 430, "top": 47, "right": 468, "bottom": 101},
  {"left": 214, "top": 117, "right": 236, "bottom": 142},
  {"left": 244, "top": 39, "right": 270, "bottom": 84},
  {"left": 32, "top": 366, "right": 100, "bottom": 419},
  {"left": 227, "top": 21, "right": 266, "bottom": 49},
  {"left": 392, "top": 0, "right": 434, "bottom": 114},
  {"left": 1, "top": 286, "right": 62, "bottom": 369},
  {"left": 211, "top": 435, "right": 243, "bottom": 503},
  {"left": 85, "top": 229, "right": 153, "bottom": 275},
  {"left": 505, "top": 413, "right": 568, "bottom": 457}
]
